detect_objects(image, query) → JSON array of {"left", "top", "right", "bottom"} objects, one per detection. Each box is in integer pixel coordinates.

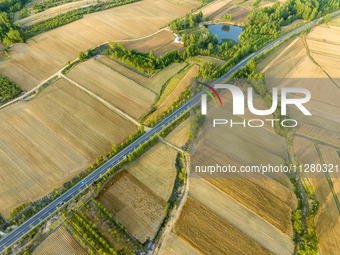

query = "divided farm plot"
[
  {"left": 0, "top": 0, "right": 195, "bottom": 90},
  {"left": 294, "top": 137, "right": 340, "bottom": 255},
  {"left": 126, "top": 142, "right": 178, "bottom": 201},
  {"left": 165, "top": 118, "right": 190, "bottom": 148},
  {"left": 146, "top": 64, "right": 199, "bottom": 123},
  {"left": 122, "top": 30, "right": 184, "bottom": 57},
  {"left": 174, "top": 197, "right": 272, "bottom": 255},
  {"left": 96, "top": 56, "right": 187, "bottom": 94},
  {"left": 32, "top": 226, "right": 88, "bottom": 255},
  {"left": 260, "top": 36, "right": 340, "bottom": 146},
  {"left": 159, "top": 232, "right": 200, "bottom": 255},
  {"left": 96, "top": 170, "right": 167, "bottom": 243},
  {"left": 67, "top": 59, "right": 156, "bottom": 119},
  {"left": 0, "top": 78, "right": 136, "bottom": 217},
  {"left": 189, "top": 178, "right": 295, "bottom": 255}
]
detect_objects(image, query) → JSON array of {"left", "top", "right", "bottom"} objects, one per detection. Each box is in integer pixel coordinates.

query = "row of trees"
[
  {"left": 68, "top": 210, "right": 117, "bottom": 255},
  {"left": 93, "top": 133, "right": 158, "bottom": 190},
  {"left": 0, "top": 12, "right": 24, "bottom": 46},
  {"left": 147, "top": 88, "right": 191, "bottom": 127},
  {"left": 0, "top": 74, "right": 22, "bottom": 104},
  {"left": 107, "top": 42, "right": 182, "bottom": 75},
  {"left": 188, "top": 108, "right": 205, "bottom": 141},
  {"left": 169, "top": 11, "right": 203, "bottom": 31},
  {"left": 22, "top": 0, "right": 141, "bottom": 38},
  {"left": 159, "top": 111, "right": 190, "bottom": 138},
  {"left": 92, "top": 199, "right": 142, "bottom": 253},
  {"left": 0, "top": 0, "right": 28, "bottom": 13}
]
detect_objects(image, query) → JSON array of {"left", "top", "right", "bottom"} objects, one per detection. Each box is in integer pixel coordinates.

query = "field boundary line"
[
  {"left": 261, "top": 37, "right": 299, "bottom": 73},
  {"left": 159, "top": 137, "right": 184, "bottom": 153},
  {"left": 313, "top": 142, "right": 340, "bottom": 214},
  {"left": 61, "top": 75, "right": 141, "bottom": 127},
  {"left": 303, "top": 36, "right": 340, "bottom": 89},
  {"left": 94, "top": 57, "right": 158, "bottom": 95},
  {"left": 0, "top": 28, "right": 168, "bottom": 111},
  {"left": 154, "top": 153, "right": 190, "bottom": 255}
]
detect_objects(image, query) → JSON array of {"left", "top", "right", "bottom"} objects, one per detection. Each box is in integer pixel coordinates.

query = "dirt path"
[
  {"left": 153, "top": 152, "right": 190, "bottom": 255},
  {"left": 0, "top": 28, "right": 168, "bottom": 111},
  {"left": 302, "top": 36, "right": 340, "bottom": 89},
  {"left": 61, "top": 75, "right": 141, "bottom": 126}
]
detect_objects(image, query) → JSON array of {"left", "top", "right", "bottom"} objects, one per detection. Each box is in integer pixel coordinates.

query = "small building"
[{"left": 174, "top": 36, "right": 183, "bottom": 44}]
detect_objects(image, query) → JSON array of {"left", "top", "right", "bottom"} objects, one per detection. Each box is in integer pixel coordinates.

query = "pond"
[{"left": 207, "top": 24, "right": 244, "bottom": 44}]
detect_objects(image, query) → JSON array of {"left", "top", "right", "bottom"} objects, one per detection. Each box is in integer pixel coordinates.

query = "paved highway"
[{"left": 1, "top": 10, "right": 339, "bottom": 254}]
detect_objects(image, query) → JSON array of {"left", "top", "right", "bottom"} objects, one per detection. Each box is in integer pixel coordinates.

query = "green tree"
[{"left": 78, "top": 51, "right": 86, "bottom": 61}]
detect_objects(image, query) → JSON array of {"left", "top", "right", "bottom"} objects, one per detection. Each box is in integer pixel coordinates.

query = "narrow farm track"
[
  {"left": 0, "top": 28, "right": 168, "bottom": 111},
  {"left": 61, "top": 75, "right": 141, "bottom": 127}
]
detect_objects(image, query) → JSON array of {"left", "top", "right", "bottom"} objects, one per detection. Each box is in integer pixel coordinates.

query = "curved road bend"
[{"left": 1, "top": 10, "right": 339, "bottom": 254}]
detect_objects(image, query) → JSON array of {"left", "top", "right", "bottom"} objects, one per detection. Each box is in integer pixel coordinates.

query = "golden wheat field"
[
  {"left": 122, "top": 30, "right": 184, "bottom": 57},
  {"left": 96, "top": 56, "right": 187, "bottom": 94},
  {"left": 174, "top": 197, "right": 272, "bottom": 255},
  {"left": 261, "top": 36, "right": 340, "bottom": 145},
  {"left": 32, "top": 226, "right": 88, "bottom": 255},
  {"left": 67, "top": 59, "right": 156, "bottom": 119},
  {"left": 319, "top": 144, "right": 340, "bottom": 198},
  {"left": 0, "top": 79, "right": 136, "bottom": 217},
  {"left": 96, "top": 170, "right": 167, "bottom": 243},
  {"left": 159, "top": 232, "right": 200, "bottom": 255},
  {"left": 165, "top": 118, "right": 190, "bottom": 147},
  {"left": 126, "top": 142, "right": 178, "bottom": 201},
  {"left": 189, "top": 177, "right": 295, "bottom": 254},
  {"left": 0, "top": 0, "right": 194, "bottom": 91}
]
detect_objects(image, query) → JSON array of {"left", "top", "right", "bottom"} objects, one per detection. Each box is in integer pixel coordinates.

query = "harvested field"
[
  {"left": 146, "top": 65, "right": 199, "bottom": 123},
  {"left": 159, "top": 232, "right": 200, "bottom": 255},
  {"left": 319, "top": 145, "right": 340, "bottom": 198},
  {"left": 309, "top": 177, "right": 340, "bottom": 255},
  {"left": 308, "top": 24, "right": 340, "bottom": 45},
  {"left": 67, "top": 59, "right": 156, "bottom": 119},
  {"left": 32, "top": 226, "right": 88, "bottom": 255},
  {"left": 165, "top": 118, "right": 190, "bottom": 147},
  {"left": 262, "top": 37, "right": 340, "bottom": 145},
  {"left": 0, "top": 0, "right": 193, "bottom": 91},
  {"left": 189, "top": 178, "right": 295, "bottom": 255},
  {"left": 167, "top": 0, "right": 201, "bottom": 10},
  {"left": 307, "top": 38, "right": 340, "bottom": 57},
  {"left": 201, "top": 103, "right": 288, "bottom": 166},
  {"left": 96, "top": 56, "right": 187, "bottom": 94},
  {"left": 96, "top": 170, "right": 167, "bottom": 243},
  {"left": 0, "top": 79, "right": 136, "bottom": 217},
  {"left": 200, "top": 0, "right": 231, "bottom": 19},
  {"left": 122, "top": 30, "right": 184, "bottom": 57},
  {"left": 310, "top": 52, "right": 340, "bottom": 79},
  {"left": 228, "top": 5, "right": 249, "bottom": 24},
  {"left": 127, "top": 142, "right": 177, "bottom": 201},
  {"left": 202, "top": 177, "right": 294, "bottom": 236},
  {"left": 174, "top": 197, "right": 272, "bottom": 255},
  {"left": 293, "top": 136, "right": 320, "bottom": 164},
  {"left": 330, "top": 15, "right": 340, "bottom": 26}
]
